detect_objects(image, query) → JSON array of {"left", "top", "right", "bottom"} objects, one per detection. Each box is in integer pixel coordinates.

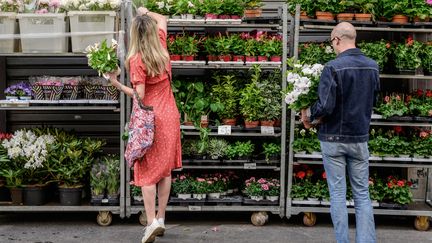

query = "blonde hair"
[{"left": 126, "top": 15, "right": 170, "bottom": 77}]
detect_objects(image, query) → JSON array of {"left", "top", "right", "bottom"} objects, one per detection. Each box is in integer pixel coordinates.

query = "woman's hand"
[
  {"left": 137, "top": 7, "right": 149, "bottom": 16},
  {"left": 103, "top": 67, "right": 121, "bottom": 82}
]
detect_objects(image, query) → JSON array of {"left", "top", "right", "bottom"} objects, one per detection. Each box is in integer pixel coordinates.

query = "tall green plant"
[
  {"left": 211, "top": 74, "right": 239, "bottom": 119},
  {"left": 240, "top": 65, "right": 265, "bottom": 121}
]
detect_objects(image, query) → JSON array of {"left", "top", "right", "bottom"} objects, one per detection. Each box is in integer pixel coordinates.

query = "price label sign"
[
  {"left": 102, "top": 198, "right": 109, "bottom": 203},
  {"left": 218, "top": 125, "right": 232, "bottom": 135},
  {"left": 261, "top": 126, "right": 275, "bottom": 135},
  {"left": 188, "top": 205, "right": 202, "bottom": 211},
  {"left": 244, "top": 163, "right": 257, "bottom": 170}
]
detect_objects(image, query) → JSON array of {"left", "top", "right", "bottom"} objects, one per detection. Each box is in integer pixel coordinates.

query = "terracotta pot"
[
  {"left": 233, "top": 55, "right": 245, "bottom": 62},
  {"left": 200, "top": 120, "right": 209, "bottom": 128},
  {"left": 260, "top": 120, "right": 275, "bottom": 127},
  {"left": 337, "top": 13, "right": 354, "bottom": 21},
  {"left": 207, "top": 55, "right": 218, "bottom": 61},
  {"left": 170, "top": 54, "right": 181, "bottom": 61},
  {"left": 184, "top": 121, "right": 194, "bottom": 126},
  {"left": 244, "top": 9, "right": 262, "bottom": 18},
  {"left": 244, "top": 120, "right": 259, "bottom": 128},
  {"left": 182, "top": 55, "right": 195, "bottom": 61},
  {"left": 257, "top": 56, "right": 268, "bottom": 62},
  {"left": 315, "top": 11, "right": 334, "bottom": 21},
  {"left": 414, "top": 16, "right": 430, "bottom": 23},
  {"left": 205, "top": 13, "right": 218, "bottom": 19},
  {"left": 231, "top": 15, "right": 241, "bottom": 19},
  {"left": 218, "top": 14, "right": 230, "bottom": 19},
  {"left": 354, "top": 13, "right": 372, "bottom": 22},
  {"left": 222, "top": 118, "right": 236, "bottom": 126},
  {"left": 270, "top": 56, "right": 282, "bottom": 62},
  {"left": 300, "top": 11, "right": 311, "bottom": 20},
  {"left": 392, "top": 14, "right": 409, "bottom": 23},
  {"left": 245, "top": 56, "right": 257, "bottom": 62},
  {"left": 218, "top": 55, "right": 231, "bottom": 62},
  {"left": 274, "top": 119, "right": 281, "bottom": 127}
]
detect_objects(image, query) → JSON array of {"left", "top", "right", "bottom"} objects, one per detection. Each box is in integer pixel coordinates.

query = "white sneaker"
[
  {"left": 141, "top": 218, "right": 163, "bottom": 243},
  {"left": 156, "top": 218, "right": 165, "bottom": 236}
]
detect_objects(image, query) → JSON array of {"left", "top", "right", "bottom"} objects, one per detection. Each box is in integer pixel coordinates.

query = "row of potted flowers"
[
  {"left": 145, "top": 0, "right": 264, "bottom": 19},
  {"left": 300, "top": 37, "right": 432, "bottom": 74},
  {"left": 3, "top": 76, "right": 119, "bottom": 101},
  {"left": 183, "top": 139, "right": 280, "bottom": 162},
  {"left": 0, "top": 0, "right": 121, "bottom": 13},
  {"left": 291, "top": 165, "right": 413, "bottom": 206},
  {"left": 0, "top": 129, "right": 117, "bottom": 206},
  {"left": 288, "top": 0, "right": 432, "bottom": 23},
  {"left": 376, "top": 90, "right": 432, "bottom": 118},
  {"left": 168, "top": 32, "right": 283, "bottom": 62},
  {"left": 174, "top": 65, "right": 282, "bottom": 129}
]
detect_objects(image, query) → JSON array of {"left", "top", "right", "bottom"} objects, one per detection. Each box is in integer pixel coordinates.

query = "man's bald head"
[{"left": 332, "top": 22, "right": 356, "bottom": 42}]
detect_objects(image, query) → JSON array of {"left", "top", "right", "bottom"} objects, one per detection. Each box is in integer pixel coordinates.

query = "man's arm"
[{"left": 308, "top": 65, "right": 337, "bottom": 122}]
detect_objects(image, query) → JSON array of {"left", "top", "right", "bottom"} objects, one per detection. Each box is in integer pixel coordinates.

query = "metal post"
[{"left": 119, "top": 0, "right": 126, "bottom": 219}]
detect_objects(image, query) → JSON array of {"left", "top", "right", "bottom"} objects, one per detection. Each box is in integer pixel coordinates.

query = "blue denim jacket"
[{"left": 309, "top": 48, "right": 380, "bottom": 143}]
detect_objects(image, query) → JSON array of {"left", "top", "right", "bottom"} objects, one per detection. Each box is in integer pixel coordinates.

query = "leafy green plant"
[
  {"left": 243, "top": 0, "right": 264, "bottom": 10},
  {"left": 211, "top": 74, "right": 239, "bottom": 119},
  {"left": 258, "top": 70, "right": 282, "bottom": 121},
  {"left": 381, "top": 0, "right": 410, "bottom": 19},
  {"left": 262, "top": 143, "right": 281, "bottom": 162},
  {"left": 394, "top": 39, "right": 423, "bottom": 70},
  {"left": 368, "top": 129, "right": 411, "bottom": 156},
  {"left": 407, "top": 89, "right": 432, "bottom": 116},
  {"left": 172, "top": 175, "right": 193, "bottom": 194},
  {"left": 299, "top": 43, "right": 335, "bottom": 65},
  {"left": 191, "top": 178, "right": 209, "bottom": 194},
  {"left": 221, "top": 0, "right": 244, "bottom": 15},
  {"left": 244, "top": 38, "right": 258, "bottom": 57},
  {"left": 230, "top": 34, "right": 245, "bottom": 56},
  {"left": 174, "top": 0, "right": 199, "bottom": 15},
  {"left": 104, "top": 155, "right": 120, "bottom": 196},
  {"left": 406, "top": 0, "right": 432, "bottom": 19},
  {"left": 421, "top": 44, "right": 432, "bottom": 72},
  {"left": 131, "top": 185, "right": 142, "bottom": 198},
  {"left": 86, "top": 39, "right": 118, "bottom": 76},
  {"left": 201, "top": 0, "right": 223, "bottom": 15},
  {"left": 207, "top": 138, "right": 229, "bottom": 159},
  {"left": 353, "top": 0, "right": 378, "bottom": 15},
  {"left": 376, "top": 94, "right": 409, "bottom": 118},
  {"left": 383, "top": 176, "right": 413, "bottom": 205},
  {"left": 226, "top": 141, "right": 255, "bottom": 159},
  {"left": 90, "top": 162, "right": 107, "bottom": 196},
  {"left": 214, "top": 33, "right": 233, "bottom": 56},
  {"left": 358, "top": 40, "right": 391, "bottom": 71},
  {"left": 369, "top": 175, "right": 385, "bottom": 202},
  {"left": 312, "top": 0, "right": 344, "bottom": 14},
  {"left": 287, "top": 0, "right": 315, "bottom": 16},
  {"left": 412, "top": 130, "right": 432, "bottom": 157},
  {"left": 292, "top": 128, "right": 320, "bottom": 154},
  {"left": 202, "top": 36, "right": 217, "bottom": 56},
  {"left": 240, "top": 65, "right": 265, "bottom": 121}
]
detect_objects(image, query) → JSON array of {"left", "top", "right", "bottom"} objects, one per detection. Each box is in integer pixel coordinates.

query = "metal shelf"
[
  {"left": 380, "top": 74, "right": 432, "bottom": 80},
  {"left": 0, "top": 100, "right": 120, "bottom": 111},
  {"left": 130, "top": 205, "right": 280, "bottom": 215},
  {"left": 168, "top": 22, "right": 280, "bottom": 29},
  {"left": 174, "top": 165, "right": 280, "bottom": 170},
  {"left": 289, "top": 201, "right": 432, "bottom": 217},
  {"left": 0, "top": 53, "right": 87, "bottom": 57},
  {"left": 0, "top": 203, "right": 120, "bottom": 213},
  {"left": 182, "top": 131, "right": 281, "bottom": 137},
  {"left": 171, "top": 61, "right": 282, "bottom": 70},
  {"left": 302, "top": 24, "right": 432, "bottom": 33}
]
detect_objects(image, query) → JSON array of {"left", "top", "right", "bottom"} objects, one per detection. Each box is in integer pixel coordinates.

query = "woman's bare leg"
[{"left": 156, "top": 175, "right": 172, "bottom": 220}]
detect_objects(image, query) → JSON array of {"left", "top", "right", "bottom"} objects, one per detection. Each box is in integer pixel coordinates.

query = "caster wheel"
[
  {"left": 303, "top": 212, "right": 317, "bottom": 227},
  {"left": 251, "top": 211, "right": 268, "bottom": 226},
  {"left": 414, "top": 216, "right": 430, "bottom": 231},
  {"left": 139, "top": 212, "right": 147, "bottom": 226},
  {"left": 97, "top": 211, "right": 112, "bottom": 226}
]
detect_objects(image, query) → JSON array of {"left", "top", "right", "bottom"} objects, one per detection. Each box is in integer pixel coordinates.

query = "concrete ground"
[{"left": 1, "top": 212, "right": 432, "bottom": 243}]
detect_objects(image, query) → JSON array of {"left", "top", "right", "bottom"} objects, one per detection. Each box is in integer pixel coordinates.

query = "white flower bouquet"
[
  {"left": 284, "top": 60, "right": 324, "bottom": 111},
  {"left": 61, "top": 0, "right": 121, "bottom": 11},
  {"left": 86, "top": 38, "right": 118, "bottom": 76}
]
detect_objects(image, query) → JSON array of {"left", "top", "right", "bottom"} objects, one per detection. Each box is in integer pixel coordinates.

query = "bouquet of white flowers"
[
  {"left": 284, "top": 60, "right": 324, "bottom": 111},
  {"left": 86, "top": 39, "right": 119, "bottom": 77},
  {"left": 2, "top": 130, "right": 56, "bottom": 169}
]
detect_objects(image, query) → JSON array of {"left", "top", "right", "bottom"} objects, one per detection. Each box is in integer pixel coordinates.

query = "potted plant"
[
  {"left": 407, "top": 89, "right": 432, "bottom": 116},
  {"left": 168, "top": 34, "right": 183, "bottom": 61},
  {"left": 382, "top": 176, "right": 413, "bottom": 207},
  {"left": 144, "top": 0, "right": 175, "bottom": 17},
  {"left": 226, "top": 141, "right": 254, "bottom": 161},
  {"left": 358, "top": 40, "right": 392, "bottom": 72},
  {"left": 0, "top": 140, "right": 24, "bottom": 205},
  {"left": 240, "top": 65, "right": 265, "bottom": 128},
  {"left": 207, "top": 176, "right": 226, "bottom": 199},
  {"left": 312, "top": 0, "right": 344, "bottom": 20},
  {"left": 291, "top": 170, "right": 312, "bottom": 201},
  {"left": 176, "top": 34, "right": 200, "bottom": 61},
  {"left": 191, "top": 177, "right": 208, "bottom": 200},
  {"left": 174, "top": 0, "right": 198, "bottom": 19},
  {"left": 131, "top": 184, "right": 143, "bottom": 204},
  {"left": 265, "top": 35, "right": 282, "bottom": 62},
  {"left": 265, "top": 178, "right": 280, "bottom": 202},
  {"left": 243, "top": 0, "right": 264, "bottom": 18},
  {"left": 231, "top": 34, "right": 246, "bottom": 62},
  {"left": 105, "top": 155, "right": 120, "bottom": 205},
  {"left": 221, "top": 0, "right": 244, "bottom": 19},
  {"left": 172, "top": 174, "right": 193, "bottom": 199},
  {"left": 394, "top": 38, "right": 423, "bottom": 74},
  {"left": 202, "top": 36, "right": 218, "bottom": 61},
  {"left": 406, "top": 0, "right": 432, "bottom": 22},
  {"left": 207, "top": 138, "right": 229, "bottom": 160},
  {"left": 376, "top": 94, "right": 409, "bottom": 118},
  {"left": 262, "top": 143, "right": 281, "bottom": 162},
  {"left": 211, "top": 74, "right": 239, "bottom": 125},
  {"left": 369, "top": 176, "right": 385, "bottom": 205},
  {"left": 214, "top": 33, "right": 233, "bottom": 61},
  {"left": 353, "top": 0, "right": 377, "bottom": 21},
  {"left": 336, "top": 0, "right": 355, "bottom": 21},
  {"left": 287, "top": 0, "right": 315, "bottom": 19},
  {"left": 259, "top": 70, "right": 282, "bottom": 125},
  {"left": 412, "top": 130, "right": 432, "bottom": 158},
  {"left": 381, "top": 0, "right": 410, "bottom": 23},
  {"left": 421, "top": 43, "right": 432, "bottom": 74},
  {"left": 202, "top": 0, "right": 222, "bottom": 19},
  {"left": 4, "top": 82, "right": 32, "bottom": 100},
  {"left": 244, "top": 177, "right": 265, "bottom": 201},
  {"left": 90, "top": 162, "right": 107, "bottom": 204},
  {"left": 243, "top": 36, "right": 258, "bottom": 62}
]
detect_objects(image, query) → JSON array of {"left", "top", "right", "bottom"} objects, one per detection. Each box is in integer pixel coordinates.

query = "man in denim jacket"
[{"left": 301, "top": 22, "right": 379, "bottom": 243}]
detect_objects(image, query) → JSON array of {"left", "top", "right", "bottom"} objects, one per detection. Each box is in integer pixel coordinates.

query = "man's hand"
[
  {"left": 301, "top": 109, "right": 312, "bottom": 129},
  {"left": 137, "top": 7, "right": 149, "bottom": 16}
]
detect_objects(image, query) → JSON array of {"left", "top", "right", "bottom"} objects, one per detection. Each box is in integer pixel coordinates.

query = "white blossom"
[
  {"left": 325, "top": 45, "right": 333, "bottom": 54},
  {"left": 156, "top": 1, "right": 164, "bottom": 9}
]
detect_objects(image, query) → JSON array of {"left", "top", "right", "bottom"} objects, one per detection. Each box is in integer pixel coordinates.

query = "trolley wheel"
[
  {"left": 414, "top": 216, "right": 430, "bottom": 231},
  {"left": 303, "top": 212, "right": 317, "bottom": 227},
  {"left": 251, "top": 211, "right": 269, "bottom": 226},
  {"left": 97, "top": 211, "right": 112, "bottom": 226},
  {"left": 139, "top": 211, "right": 147, "bottom": 226}
]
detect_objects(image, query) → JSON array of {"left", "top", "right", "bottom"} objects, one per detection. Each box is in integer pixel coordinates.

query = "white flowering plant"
[
  {"left": 143, "top": 0, "right": 175, "bottom": 16},
  {"left": 0, "top": 0, "right": 23, "bottom": 12},
  {"left": 61, "top": 0, "right": 121, "bottom": 11},
  {"left": 1, "top": 129, "right": 56, "bottom": 184},
  {"left": 174, "top": 0, "right": 199, "bottom": 15},
  {"left": 86, "top": 39, "right": 119, "bottom": 77},
  {"left": 284, "top": 59, "right": 324, "bottom": 111}
]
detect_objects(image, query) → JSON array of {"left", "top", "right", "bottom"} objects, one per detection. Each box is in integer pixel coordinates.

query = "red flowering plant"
[
  {"left": 412, "top": 129, "right": 432, "bottom": 158},
  {"left": 358, "top": 39, "right": 392, "bottom": 72},
  {"left": 394, "top": 37, "right": 423, "bottom": 71},
  {"left": 313, "top": 171, "right": 330, "bottom": 200},
  {"left": 368, "top": 128, "right": 411, "bottom": 157},
  {"left": 290, "top": 165, "right": 314, "bottom": 200},
  {"left": 206, "top": 173, "right": 228, "bottom": 193},
  {"left": 383, "top": 175, "right": 413, "bottom": 205},
  {"left": 375, "top": 93, "right": 409, "bottom": 119},
  {"left": 368, "top": 175, "right": 385, "bottom": 202},
  {"left": 0, "top": 133, "right": 13, "bottom": 141},
  {"left": 407, "top": 89, "right": 432, "bottom": 117}
]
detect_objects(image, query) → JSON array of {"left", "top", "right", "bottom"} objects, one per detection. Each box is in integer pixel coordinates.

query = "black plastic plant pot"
[
  {"left": 59, "top": 187, "right": 82, "bottom": 206},
  {"left": 23, "top": 186, "right": 47, "bottom": 206}
]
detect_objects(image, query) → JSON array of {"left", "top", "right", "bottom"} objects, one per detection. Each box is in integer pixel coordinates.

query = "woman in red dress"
[{"left": 106, "top": 7, "right": 182, "bottom": 243}]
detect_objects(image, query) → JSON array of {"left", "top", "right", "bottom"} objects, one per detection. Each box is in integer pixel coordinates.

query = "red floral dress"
[{"left": 129, "top": 29, "right": 182, "bottom": 186}]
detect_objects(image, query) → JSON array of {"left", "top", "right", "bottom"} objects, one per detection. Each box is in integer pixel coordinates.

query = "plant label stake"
[
  {"left": 261, "top": 126, "right": 274, "bottom": 135},
  {"left": 218, "top": 125, "right": 231, "bottom": 135}
]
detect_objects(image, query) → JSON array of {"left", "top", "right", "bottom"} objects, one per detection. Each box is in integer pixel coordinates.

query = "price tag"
[
  {"left": 188, "top": 205, "right": 202, "bottom": 211},
  {"left": 261, "top": 126, "right": 275, "bottom": 135},
  {"left": 218, "top": 125, "right": 232, "bottom": 135},
  {"left": 102, "top": 198, "right": 109, "bottom": 203},
  {"left": 244, "top": 163, "right": 257, "bottom": 169}
]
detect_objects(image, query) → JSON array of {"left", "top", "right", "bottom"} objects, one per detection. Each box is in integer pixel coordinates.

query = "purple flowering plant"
[{"left": 4, "top": 82, "right": 32, "bottom": 97}]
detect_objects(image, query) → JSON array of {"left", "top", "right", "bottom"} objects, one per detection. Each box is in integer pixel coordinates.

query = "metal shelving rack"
[
  {"left": 124, "top": 3, "right": 293, "bottom": 226},
  {"left": 0, "top": 4, "right": 128, "bottom": 226},
  {"left": 286, "top": 5, "right": 432, "bottom": 231}
]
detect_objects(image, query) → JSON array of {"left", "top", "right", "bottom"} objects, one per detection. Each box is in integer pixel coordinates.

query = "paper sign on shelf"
[
  {"left": 188, "top": 205, "right": 202, "bottom": 211},
  {"left": 218, "top": 125, "right": 232, "bottom": 135},
  {"left": 261, "top": 126, "right": 275, "bottom": 135}
]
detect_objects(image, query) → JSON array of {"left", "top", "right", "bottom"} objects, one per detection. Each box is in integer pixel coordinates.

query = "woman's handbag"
[{"left": 125, "top": 90, "right": 155, "bottom": 168}]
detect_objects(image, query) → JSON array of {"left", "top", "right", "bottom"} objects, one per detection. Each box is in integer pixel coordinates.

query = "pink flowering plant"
[
  {"left": 266, "top": 178, "right": 280, "bottom": 197},
  {"left": 172, "top": 174, "right": 193, "bottom": 195},
  {"left": 376, "top": 94, "right": 409, "bottom": 119},
  {"left": 244, "top": 177, "right": 266, "bottom": 197},
  {"left": 191, "top": 177, "right": 209, "bottom": 194},
  {"left": 34, "top": 0, "right": 62, "bottom": 13},
  {"left": 0, "top": 0, "right": 23, "bottom": 12}
]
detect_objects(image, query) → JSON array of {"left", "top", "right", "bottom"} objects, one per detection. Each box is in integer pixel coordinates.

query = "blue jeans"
[{"left": 321, "top": 141, "right": 376, "bottom": 243}]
